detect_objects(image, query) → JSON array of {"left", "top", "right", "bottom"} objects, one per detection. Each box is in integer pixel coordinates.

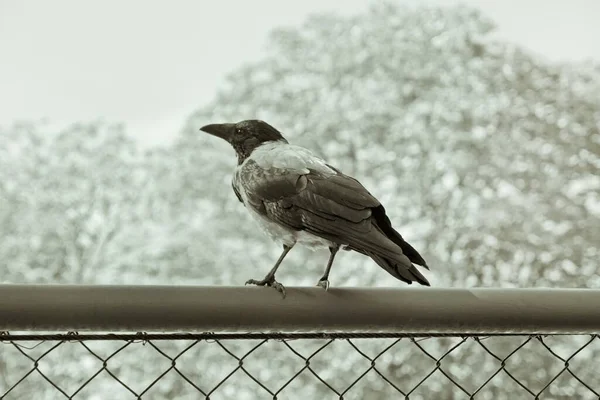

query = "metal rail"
[{"left": 1, "top": 285, "right": 599, "bottom": 334}]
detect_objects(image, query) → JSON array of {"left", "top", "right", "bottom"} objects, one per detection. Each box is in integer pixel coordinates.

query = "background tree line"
[{"left": 1, "top": 4, "right": 599, "bottom": 399}]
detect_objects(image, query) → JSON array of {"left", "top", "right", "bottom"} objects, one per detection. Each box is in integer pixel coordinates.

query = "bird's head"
[{"left": 201, "top": 120, "right": 288, "bottom": 164}]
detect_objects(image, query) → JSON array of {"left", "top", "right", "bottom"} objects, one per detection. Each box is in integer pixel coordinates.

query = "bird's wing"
[
  {"left": 231, "top": 180, "right": 243, "bottom": 203},
  {"left": 238, "top": 159, "right": 425, "bottom": 284},
  {"left": 268, "top": 173, "right": 409, "bottom": 262}
]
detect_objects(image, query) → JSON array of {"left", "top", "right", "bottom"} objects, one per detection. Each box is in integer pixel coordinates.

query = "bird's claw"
[
  {"left": 245, "top": 277, "right": 286, "bottom": 298},
  {"left": 271, "top": 281, "right": 286, "bottom": 298},
  {"left": 316, "top": 279, "right": 330, "bottom": 290},
  {"left": 245, "top": 278, "right": 266, "bottom": 286}
]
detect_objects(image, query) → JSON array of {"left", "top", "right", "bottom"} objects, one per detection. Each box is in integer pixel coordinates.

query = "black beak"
[{"left": 200, "top": 123, "right": 235, "bottom": 142}]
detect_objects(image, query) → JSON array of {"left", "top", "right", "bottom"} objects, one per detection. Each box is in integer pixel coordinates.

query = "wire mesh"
[{"left": 1, "top": 332, "right": 599, "bottom": 399}]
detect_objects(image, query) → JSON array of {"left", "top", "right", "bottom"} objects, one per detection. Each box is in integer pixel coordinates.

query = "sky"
[{"left": 1, "top": 0, "right": 599, "bottom": 148}]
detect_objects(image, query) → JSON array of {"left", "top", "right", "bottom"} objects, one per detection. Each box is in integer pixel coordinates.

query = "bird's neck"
[{"left": 235, "top": 139, "right": 288, "bottom": 165}]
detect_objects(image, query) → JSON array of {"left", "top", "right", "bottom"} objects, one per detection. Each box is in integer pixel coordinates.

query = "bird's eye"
[{"left": 236, "top": 128, "right": 243, "bottom": 134}]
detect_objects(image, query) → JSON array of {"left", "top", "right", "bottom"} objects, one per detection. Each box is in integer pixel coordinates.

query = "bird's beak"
[{"left": 200, "top": 123, "right": 235, "bottom": 143}]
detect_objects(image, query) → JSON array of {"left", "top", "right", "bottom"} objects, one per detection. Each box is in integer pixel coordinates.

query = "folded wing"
[{"left": 238, "top": 159, "right": 430, "bottom": 285}]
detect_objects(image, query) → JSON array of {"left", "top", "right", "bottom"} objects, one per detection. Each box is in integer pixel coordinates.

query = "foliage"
[
  {"left": 1, "top": 3, "right": 599, "bottom": 398},
  {"left": 182, "top": 4, "right": 600, "bottom": 289}
]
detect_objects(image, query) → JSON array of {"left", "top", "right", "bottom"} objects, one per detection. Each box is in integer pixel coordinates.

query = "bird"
[{"left": 201, "top": 120, "right": 430, "bottom": 297}]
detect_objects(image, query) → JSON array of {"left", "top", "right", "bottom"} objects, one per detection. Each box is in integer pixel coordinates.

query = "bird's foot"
[
  {"left": 245, "top": 277, "right": 286, "bottom": 298},
  {"left": 316, "top": 279, "right": 330, "bottom": 290}
]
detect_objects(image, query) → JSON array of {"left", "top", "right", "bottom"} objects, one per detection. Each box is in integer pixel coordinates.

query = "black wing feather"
[
  {"left": 232, "top": 182, "right": 243, "bottom": 203},
  {"left": 240, "top": 160, "right": 429, "bottom": 285}
]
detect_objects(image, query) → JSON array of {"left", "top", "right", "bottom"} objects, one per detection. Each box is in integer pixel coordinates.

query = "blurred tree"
[
  {"left": 180, "top": 3, "right": 600, "bottom": 289},
  {"left": 0, "top": 122, "right": 157, "bottom": 284},
  {"left": 174, "top": 3, "right": 600, "bottom": 398},
  {"left": 1, "top": 2, "right": 599, "bottom": 399}
]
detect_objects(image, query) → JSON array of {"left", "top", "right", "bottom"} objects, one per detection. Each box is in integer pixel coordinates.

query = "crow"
[{"left": 201, "top": 120, "right": 430, "bottom": 297}]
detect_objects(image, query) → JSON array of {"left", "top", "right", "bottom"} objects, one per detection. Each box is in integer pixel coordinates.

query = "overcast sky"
[{"left": 1, "top": 0, "right": 599, "bottom": 147}]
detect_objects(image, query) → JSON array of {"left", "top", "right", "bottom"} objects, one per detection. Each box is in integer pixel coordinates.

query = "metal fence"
[{"left": 1, "top": 285, "right": 600, "bottom": 399}]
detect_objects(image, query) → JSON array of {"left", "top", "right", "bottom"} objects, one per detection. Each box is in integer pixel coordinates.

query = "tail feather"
[
  {"left": 372, "top": 205, "right": 429, "bottom": 269},
  {"left": 368, "top": 252, "right": 430, "bottom": 286},
  {"left": 399, "top": 240, "right": 429, "bottom": 270}
]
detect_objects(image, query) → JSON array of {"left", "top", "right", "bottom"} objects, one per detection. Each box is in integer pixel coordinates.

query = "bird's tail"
[
  {"left": 368, "top": 252, "right": 431, "bottom": 286},
  {"left": 372, "top": 205, "right": 429, "bottom": 269}
]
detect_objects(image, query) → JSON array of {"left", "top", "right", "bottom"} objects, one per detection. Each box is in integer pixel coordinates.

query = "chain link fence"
[
  {"left": 1, "top": 332, "right": 600, "bottom": 399},
  {"left": 2, "top": 286, "right": 600, "bottom": 399}
]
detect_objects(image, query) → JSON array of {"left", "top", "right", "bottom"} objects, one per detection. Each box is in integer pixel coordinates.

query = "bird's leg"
[
  {"left": 245, "top": 244, "right": 293, "bottom": 297},
  {"left": 317, "top": 244, "right": 340, "bottom": 290}
]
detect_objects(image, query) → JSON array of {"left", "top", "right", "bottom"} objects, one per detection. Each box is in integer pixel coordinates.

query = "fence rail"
[
  {"left": 1, "top": 285, "right": 600, "bottom": 333},
  {"left": 2, "top": 285, "right": 600, "bottom": 399}
]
